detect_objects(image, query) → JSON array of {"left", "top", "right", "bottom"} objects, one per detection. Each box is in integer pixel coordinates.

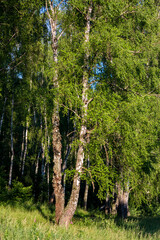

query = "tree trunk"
[
  {"left": 84, "top": 182, "right": 89, "bottom": 211},
  {"left": 44, "top": 107, "right": 50, "bottom": 202},
  {"left": 52, "top": 111, "right": 64, "bottom": 223},
  {"left": 21, "top": 118, "right": 29, "bottom": 176},
  {"left": 117, "top": 184, "right": 129, "bottom": 219},
  {"left": 105, "top": 194, "right": 111, "bottom": 215},
  {"left": 46, "top": 0, "right": 64, "bottom": 224},
  {"left": 9, "top": 95, "right": 14, "bottom": 187},
  {"left": 59, "top": 4, "right": 92, "bottom": 227},
  {"left": 19, "top": 127, "right": 25, "bottom": 172},
  {"left": 83, "top": 157, "right": 90, "bottom": 211},
  {"left": 47, "top": 162, "right": 50, "bottom": 202},
  {"left": 0, "top": 97, "right": 7, "bottom": 135},
  {"left": 62, "top": 111, "right": 74, "bottom": 198},
  {"left": 34, "top": 147, "right": 41, "bottom": 200}
]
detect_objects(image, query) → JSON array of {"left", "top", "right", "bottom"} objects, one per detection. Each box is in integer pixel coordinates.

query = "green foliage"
[
  {"left": 0, "top": 181, "right": 32, "bottom": 203},
  {"left": 0, "top": 0, "right": 160, "bottom": 218}
]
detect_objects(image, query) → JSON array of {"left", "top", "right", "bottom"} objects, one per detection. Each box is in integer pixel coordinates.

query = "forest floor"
[{"left": 0, "top": 202, "right": 160, "bottom": 240}]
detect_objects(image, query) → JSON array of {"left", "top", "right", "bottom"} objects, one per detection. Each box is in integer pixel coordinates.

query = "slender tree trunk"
[
  {"left": 83, "top": 157, "right": 90, "bottom": 211},
  {"left": 46, "top": 0, "right": 64, "bottom": 224},
  {"left": 21, "top": 118, "right": 29, "bottom": 176},
  {"left": 40, "top": 114, "right": 46, "bottom": 201},
  {"left": 52, "top": 110, "right": 64, "bottom": 223},
  {"left": 9, "top": 95, "right": 14, "bottom": 187},
  {"left": 59, "top": 4, "right": 92, "bottom": 227},
  {"left": 84, "top": 182, "right": 89, "bottom": 211},
  {"left": 41, "top": 142, "right": 45, "bottom": 178},
  {"left": 62, "top": 144, "right": 71, "bottom": 198},
  {"left": 34, "top": 147, "right": 41, "bottom": 200},
  {"left": 19, "top": 127, "right": 25, "bottom": 172},
  {"left": 47, "top": 162, "right": 50, "bottom": 202},
  {"left": 0, "top": 97, "right": 7, "bottom": 135},
  {"left": 35, "top": 148, "right": 41, "bottom": 176},
  {"left": 45, "top": 113, "right": 50, "bottom": 202},
  {"left": 62, "top": 111, "right": 74, "bottom": 198}
]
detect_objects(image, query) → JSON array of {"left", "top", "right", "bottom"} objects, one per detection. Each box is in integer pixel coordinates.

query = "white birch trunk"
[
  {"left": 59, "top": 4, "right": 92, "bottom": 227},
  {"left": 0, "top": 97, "right": 7, "bottom": 135},
  {"left": 34, "top": 147, "right": 41, "bottom": 199},
  {"left": 40, "top": 116, "right": 46, "bottom": 178},
  {"left": 46, "top": 0, "right": 64, "bottom": 224},
  {"left": 21, "top": 118, "right": 29, "bottom": 176},
  {"left": 35, "top": 148, "right": 41, "bottom": 176},
  {"left": 62, "top": 111, "right": 73, "bottom": 196},
  {"left": 19, "top": 128, "right": 25, "bottom": 172},
  {"left": 84, "top": 157, "right": 90, "bottom": 211},
  {"left": 47, "top": 162, "right": 50, "bottom": 202},
  {"left": 45, "top": 115, "right": 50, "bottom": 202},
  {"left": 9, "top": 95, "right": 14, "bottom": 187}
]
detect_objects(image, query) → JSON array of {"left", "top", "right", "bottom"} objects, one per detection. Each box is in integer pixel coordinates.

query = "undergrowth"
[{"left": 0, "top": 202, "right": 160, "bottom": 240}]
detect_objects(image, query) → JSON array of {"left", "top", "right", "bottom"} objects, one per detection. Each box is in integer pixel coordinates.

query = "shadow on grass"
[
  {"left": 35, "top": 204, "right": 55, "bottom": 223},
  {"left": 0, "top": 199, "right": 55, "bottom": 224},
  {"left": 114, "top": 215, "right": 160, "bottom": 237}
]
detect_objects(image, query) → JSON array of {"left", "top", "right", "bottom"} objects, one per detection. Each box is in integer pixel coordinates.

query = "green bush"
[{"left": 0, "top": 180, "right": 32, "bottom": 203}]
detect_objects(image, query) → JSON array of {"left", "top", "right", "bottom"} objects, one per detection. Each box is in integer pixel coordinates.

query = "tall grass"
[{"left": 0, "top": 202, "right": 160, "bottom": 240}]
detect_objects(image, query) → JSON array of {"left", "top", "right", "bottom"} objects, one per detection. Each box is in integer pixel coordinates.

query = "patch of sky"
[
  {"left": 89, "top": 62, "right": 104, "bottom": 90},
  {"left": 17, "top": 73, "right": 23, "bottom": 79}
]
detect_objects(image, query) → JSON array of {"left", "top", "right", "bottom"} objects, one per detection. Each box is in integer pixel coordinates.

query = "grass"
[{"left": 0, "top": 202, "right": 160, "bottom": 240}]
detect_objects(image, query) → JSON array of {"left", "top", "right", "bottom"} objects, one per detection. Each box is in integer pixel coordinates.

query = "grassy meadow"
[{"left": 0, "top": 202, "right": 160, "bottom": 240}]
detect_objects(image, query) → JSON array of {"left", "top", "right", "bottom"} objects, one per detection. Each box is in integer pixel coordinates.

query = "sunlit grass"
[{"left": 0, "top": 203, "right": 160, "bottom": 240}]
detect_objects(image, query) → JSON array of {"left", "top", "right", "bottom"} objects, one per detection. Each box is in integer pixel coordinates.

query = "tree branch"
[
  {"left": 59, "top": 103, "right": 81, "bottom": 119},
  {"left": 57, "top": 0, "right": 65, "bottom": 10}
]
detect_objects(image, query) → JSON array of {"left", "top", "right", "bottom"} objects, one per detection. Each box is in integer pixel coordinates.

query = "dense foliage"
[{"left": 0, "top": 0, "right": 160, "bottom": 224}]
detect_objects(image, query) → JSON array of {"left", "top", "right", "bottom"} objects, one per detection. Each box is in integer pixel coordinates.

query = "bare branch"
[
  {"left": 129, "top": 50, "right": 141, "bottom": 54},
  {"left": 10, "top": 60, "right": 23, "bottom": 70},
  {"left": 109, "top": 82, "right": 142, "bottom": 96},
  {"left": 57, "top": 23, "right": 73, "bottom": 40},
  {"left": 57, "top": 0, "right": 65, "bottom": 10},
  {"left": 120, "top": 10, "right": 136, "bottom": 18},
  {"left": 57, "top": 29, "right": 65, "bottom": 41},
  {"left": 87, "top": 98, "right": 93, "bottom": 106},
  {"left": 0, "top": 52, "right": 26, "bottom": 73},
  {"left": 49, "top": 0, "right": 55, "bottom": 16},
  {"left": 67, "top": 130, "right": 76, "bottom": 137},
  {"left": 3, "top": 32, "right": 17, "bottom": 48},
  {"left": 59, "top": 103, "right": 81, "bottom": 119},
  {"left": 45, "top": 0, "right": 51, "bottom": 19}
]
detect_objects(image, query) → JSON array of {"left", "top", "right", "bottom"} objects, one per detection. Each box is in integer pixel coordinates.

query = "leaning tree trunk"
[
  {"left": 46, "top": 0, "right": 64, "bottom": 224},
  {"left": 9, "top": 95, "right": 14, "bottom": 187},
  {"left": 59, "top": 4, "right": 92, "bottom": 227}
]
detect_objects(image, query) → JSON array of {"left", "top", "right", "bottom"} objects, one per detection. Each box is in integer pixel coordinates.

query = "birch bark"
[
  {"left": 59, "top": 4, "right": 92, "bottom": 227},
  {"left": 9, "top": 95, "right": 14, "bottom": 187},
  {"left": 21, "top": 118, "right": 29, "bottom": 176},
  {"left": 84, "top": 157, "right": 90, "bottom": 211},
  {"left": 0, "top": 97, "right": 7, "bottom": 135},
  {"left": 46, "top": 0, "right": 64, "bottom": 224},
  {"left": 19, "top": 128, "right": 25, "bottom": 172}
]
